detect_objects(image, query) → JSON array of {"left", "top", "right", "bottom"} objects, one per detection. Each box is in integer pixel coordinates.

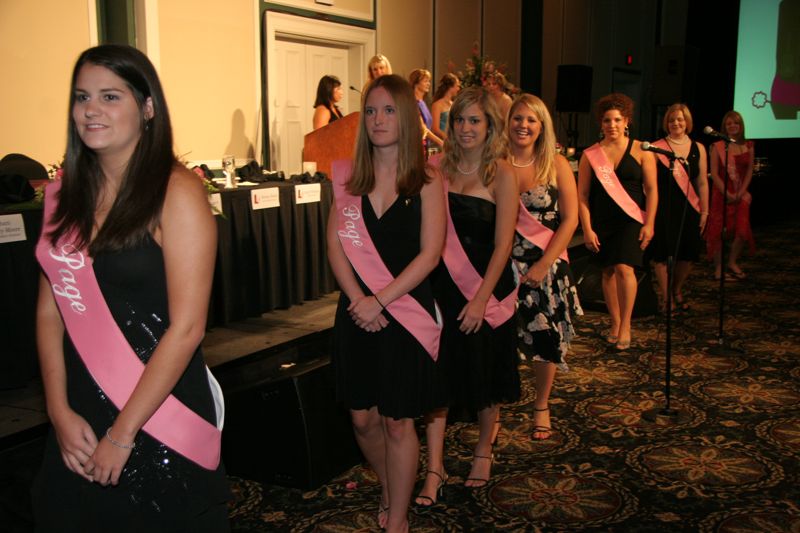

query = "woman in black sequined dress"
[{"left": 33, "top": 45, "right": 230, "bottom": 532}]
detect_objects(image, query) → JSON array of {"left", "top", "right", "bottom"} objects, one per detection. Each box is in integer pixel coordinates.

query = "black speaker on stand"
[{"left": 556, "top": 65, "right": 593, "bottom": 149}]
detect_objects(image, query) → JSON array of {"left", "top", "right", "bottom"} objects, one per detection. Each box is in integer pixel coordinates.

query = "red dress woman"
[{"left": 705, "top": 110, "right": 755, "bottom": 280}]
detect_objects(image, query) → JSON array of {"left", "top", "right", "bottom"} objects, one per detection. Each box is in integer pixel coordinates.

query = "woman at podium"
[{"left": 312, "top": 74, "right": 345, "bottom": 130}]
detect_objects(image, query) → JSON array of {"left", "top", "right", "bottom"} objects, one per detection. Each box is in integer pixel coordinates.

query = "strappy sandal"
[
  {"left": 414, "top": 470, "right": 448, "bottom": 507},
  {"left": 615, "top": 338, "right": 632, "bottom": 350},
  {"left": 464, "top": 453, "right": 494, "bottom": 488},
  {"left": 531, "top": 406, "right": 553, "bottom": 440},
  {"left": 604, "top": 330, "right": 619, "bottom": 344},
  {"left": 673, "top": 293, "right": 690, "bottom": 311},
  {"left": 377, "top": 502, "right": 389, "bottom": 530},
  {"left": 728, "top": 267, "right": 747, "bottom": 280}
]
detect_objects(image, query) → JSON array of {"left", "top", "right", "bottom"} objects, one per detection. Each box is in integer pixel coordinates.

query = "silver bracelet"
[{"left": 105, "top": 427, "right": 136, "bottom": 449}]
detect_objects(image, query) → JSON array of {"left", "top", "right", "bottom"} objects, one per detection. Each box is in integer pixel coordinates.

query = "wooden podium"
[{"left": 303, "top": 112, "right": 360, "bottom": 178}]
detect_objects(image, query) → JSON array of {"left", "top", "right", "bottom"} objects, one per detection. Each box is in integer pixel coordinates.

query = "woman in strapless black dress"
[
  {"left": 415, "top": 86, "right": 520, "bottom": 506},
  {"left": 33, "top": 45, "right": 229, "bottom": 532},
  {"left": 577, "top": 93, "right": 657, "bottom": 350}
]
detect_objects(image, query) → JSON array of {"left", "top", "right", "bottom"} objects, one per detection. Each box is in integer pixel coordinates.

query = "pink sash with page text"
[
  {"left": 440, "top": 179, "right": 519, "bottom": 329},
  {"left": 584, "top": 143, "right": 646, "bottom": 224},
  {"left": 35, "top": 182, "right": 221, "bottom": 470},
  {"left": 516, "top": 199, "right": 569, "bottom": 263},
  {"left": 652, "top": 139, "right": 700, "bottom": 213},
  {"left": 331, "top": 160, "right": 441, "bottom": 360}
]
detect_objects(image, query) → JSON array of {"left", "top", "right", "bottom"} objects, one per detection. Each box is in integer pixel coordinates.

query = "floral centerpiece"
[
  {"left": 448, "top": 41, "right": 518, "bottom": 94},
  {"left": 31, "top": 159, "right": 63, "bottom": 204},
  {"left": 179, "top": 153, "right": 224, "bottom": 217},
  {"left": 178, "top": 152, "right": 220, "bottom": 196}
]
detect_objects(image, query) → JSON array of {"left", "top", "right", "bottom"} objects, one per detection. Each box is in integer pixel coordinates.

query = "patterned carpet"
[{"left": 228, "top": 221, "right": 800, "bottom": 532}]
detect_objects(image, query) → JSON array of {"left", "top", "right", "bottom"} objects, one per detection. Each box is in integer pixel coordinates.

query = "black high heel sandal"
[
  {"left": 532, "top": 406, "right": 553, "bottom": 440},
  {"left": 414, "top": 470, "right": 448, "bottom": 507},
  {"left": 464, "top": 453, "right": 494, "bottom": 488}
]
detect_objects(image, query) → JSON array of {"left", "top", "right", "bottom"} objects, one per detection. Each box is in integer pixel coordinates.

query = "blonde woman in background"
[{"left": 362, "top": 54, "right": 393, "bottom": 94}]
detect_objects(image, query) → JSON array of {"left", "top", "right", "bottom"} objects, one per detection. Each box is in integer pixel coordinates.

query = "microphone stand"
[
  {"left": 643, "top": 150, "right": 690, "bottom": 424},
  {"left": 706, "top": 138, "right": 742, "bottom": 356}
]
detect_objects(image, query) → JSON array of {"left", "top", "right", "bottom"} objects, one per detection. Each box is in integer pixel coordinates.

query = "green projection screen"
[{"left": 733, "top": 0, "right": 800, "bottom": 139}]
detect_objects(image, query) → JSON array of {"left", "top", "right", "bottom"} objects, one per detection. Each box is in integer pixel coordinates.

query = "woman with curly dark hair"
[{"left": 577, "top": 93, "right": 657, "bottom": 350}]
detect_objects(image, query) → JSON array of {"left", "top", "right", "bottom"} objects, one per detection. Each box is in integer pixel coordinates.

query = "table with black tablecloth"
[
  {"left": 0, "top": 180, "right": 335, "bottom": 384},
  {"left": 0, "top": 206, "right": 42, "bottom": 387},
  {"left": 210, "top": 181, "right": 335, "bottom": 325}
]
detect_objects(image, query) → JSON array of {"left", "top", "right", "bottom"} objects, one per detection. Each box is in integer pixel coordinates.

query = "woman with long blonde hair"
[
  {"left": 415, "top": 87, "right": 519, "bottom": 506},
  {"left": 507, "top": 94, "right": 582, "bottom": 440}
]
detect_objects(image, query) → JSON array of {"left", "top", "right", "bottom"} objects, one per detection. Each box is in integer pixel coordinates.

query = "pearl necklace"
[
  {"left": 511, "top": 155, "right": 535, "bottom": 168},
  {"left": 456, "top": 161, "right": 481, "bottom": 175},
  {"left": 666, "top": 135, "right": 689, "bottom": 145}
]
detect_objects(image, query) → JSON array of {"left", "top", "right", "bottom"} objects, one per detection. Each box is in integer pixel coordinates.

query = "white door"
[{"left": 273, "top": 38, "right": 349, "bottom": 175}]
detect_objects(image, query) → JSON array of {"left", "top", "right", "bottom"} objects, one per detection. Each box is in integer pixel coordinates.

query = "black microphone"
[
  {"left": 641, "top": 141, "right": 681, "bottom": 160},
  {"left": 349, "top": 85, "right": 362, "bottom": 94},
  {"left": 703, "top": 126, "right": 735, "bottom": 143}
]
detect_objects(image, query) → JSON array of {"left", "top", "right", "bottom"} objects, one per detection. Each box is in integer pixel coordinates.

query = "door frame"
[{"left": 263, "top": 11, "right": 375, "bottom": 169}]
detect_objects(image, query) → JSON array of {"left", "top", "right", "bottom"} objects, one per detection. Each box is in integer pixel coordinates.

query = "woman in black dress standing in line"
[
  {"left": 577, "top": 93, "right": 657, "bottom": 350},
  {"left": 649, "top": 103, "right": 709, "bottom": 311},
  {"left": 327, "top": 74, "right": 446, "bottom": 533},
  {"left": 33, "top": 44, "right": 230, "bottom": 532},
  {"left": 415, "top": 87, "right": 519, "bottom": 506}
]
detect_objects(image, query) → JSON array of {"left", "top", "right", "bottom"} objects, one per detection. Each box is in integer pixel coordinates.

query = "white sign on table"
[
  {"left": 0, "top": 214, "right": 26, "bottom": 244},
  {"left": 208, "top": 193, "right": 223, "bottom": 215},
  {"left": 294, "top": 183, "right": 321, "bottom": 205},
  {"left": 251, "top": 187, "right": 280, "bottom": 210}
]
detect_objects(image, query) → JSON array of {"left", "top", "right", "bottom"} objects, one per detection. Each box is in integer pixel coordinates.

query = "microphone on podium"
[
  {"left": 703, "top": 126, "right": 736, "bottom": 143},
  {"left": 349, "top": 85, "right": 362, "bottom": 94}
]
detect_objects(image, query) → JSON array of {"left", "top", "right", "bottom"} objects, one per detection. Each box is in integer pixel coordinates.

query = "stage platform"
[{"left": 0, "top": 292, "right": 340, "bottom": 450}]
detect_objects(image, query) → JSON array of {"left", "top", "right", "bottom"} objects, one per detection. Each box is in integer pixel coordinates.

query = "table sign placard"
[
  {"left": 295, "top": 183, "right": 321, "bottom": 204},
  {"left": 209, "top": 193, "right": 223, "bottom": 215},
  {"left": 0, "top": 214, "right": 26, "bottom": 244},
  {"left": 251, "top": 187, "right": 280, "bottom": 210}
]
